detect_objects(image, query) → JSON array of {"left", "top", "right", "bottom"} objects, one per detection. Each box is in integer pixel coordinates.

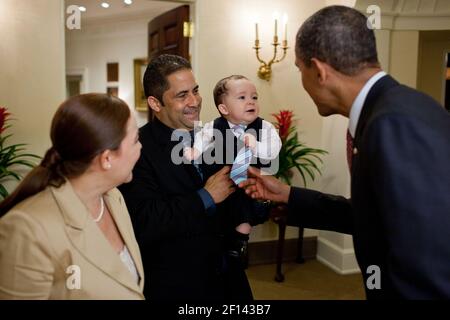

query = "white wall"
[
  {"left": 3, "top": 0, "right": 450, "bottom": 274},
  {"left": 0, "top": 0, "right": 66, "bottom": 192},
  {"left": 311, "top": 0, "right": 359, "bottom": 274},
  {"left": 65, "top": 18, "right": 150, "bottom": 127},
  {"left": 390, "top": 31, "right": 420, "bottom": 88},
  {"left": 66, "top": 0, "right": 329, "bottom": 242},
  {"left": 194, "top": 0, "right": 331, "bottom": 242}
]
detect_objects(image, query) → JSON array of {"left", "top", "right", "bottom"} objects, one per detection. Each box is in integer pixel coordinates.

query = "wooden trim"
[
  {"left": 107, "top": 63, "right": 119, "bottom": 82},
  {"left": 247, "top": 236, "right": 317, "bottom": 266},
  {"left": 133, "top": 58, "right": 149, "bottom": 112}
]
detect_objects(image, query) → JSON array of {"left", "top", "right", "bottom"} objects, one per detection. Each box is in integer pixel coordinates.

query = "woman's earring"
[{"left": 106, "top": 163, "right": 112, "bottom": 169}]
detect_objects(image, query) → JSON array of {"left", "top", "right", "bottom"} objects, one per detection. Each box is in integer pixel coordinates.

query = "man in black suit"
[
  {"left": 240, "top": 6, "right": 450, "bottom": 299},
  {"left": 119, "top": 54, "right": 253, "bottom": 300}
]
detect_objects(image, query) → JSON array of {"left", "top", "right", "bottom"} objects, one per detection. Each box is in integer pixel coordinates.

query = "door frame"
[
  {"left": 157, "top": 0, "right": 198, "bottom": 75},
  {"left": 66, "top": 67, "right": 89, "bottom": 94}
]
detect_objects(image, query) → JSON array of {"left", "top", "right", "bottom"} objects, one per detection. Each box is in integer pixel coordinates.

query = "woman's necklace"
[{"left": 93, "top": 196, "right": 105, "bottom": 223}]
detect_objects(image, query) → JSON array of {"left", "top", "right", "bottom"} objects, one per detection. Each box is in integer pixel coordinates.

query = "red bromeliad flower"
[
  {"left": 272, "top": 110, "right": 293, "bottom": 141},
  {"left": 0, "top": 107, "right": 11, "bottom": 134}
]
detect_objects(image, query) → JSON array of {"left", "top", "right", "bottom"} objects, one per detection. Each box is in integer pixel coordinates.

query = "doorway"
[
  {"left": 146, "top": 4, "right": 191, "bottom": 121},
  {"left": 64, "top": 0, "right": 194, "bottom": 127},
  {"left": 66, "top": 75, "right": 82, "bottom": 98},
  {"left": 65, "top": 67, "right": 88, "bottom": 98},
  {"left": 417, "top": 31, "right": 450, "bottom": 109}
]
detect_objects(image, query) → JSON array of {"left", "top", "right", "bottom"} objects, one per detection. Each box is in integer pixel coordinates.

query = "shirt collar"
[
  {"left": 227, "top": 120, "right": 247, "bottom": 130},
  {"left": 348, "top": 71, "right": 387, "bottom": 138}
]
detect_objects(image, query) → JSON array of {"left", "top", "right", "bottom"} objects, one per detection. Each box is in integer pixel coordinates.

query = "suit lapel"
[
  {"left": 104, "top": 192, "right": 145, "bottom": 292},
  {"left": 350, "top": 75, "right": 400, "bottom": 177},
  {"left": 152, "top": 118, "right": 203, "bottom": 186},
  {"left": 51, "top": 182, "right": 142, "bottom": 295}
]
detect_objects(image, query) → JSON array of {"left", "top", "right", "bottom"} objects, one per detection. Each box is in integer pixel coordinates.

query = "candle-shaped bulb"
[
  {"left": 283, "top": 13, "right": 288, "bottom": 42},
  {"left": 273, "top": 11, "right": 280, "bottom": 40},
  {"left": 253, "top": 14, "right": 260, "bottom": 42},
  {"left": 275, "top": 19, "right": 278, "bottom": 38}
]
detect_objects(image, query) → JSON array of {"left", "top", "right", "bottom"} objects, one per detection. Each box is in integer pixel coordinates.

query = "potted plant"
[
  {"left": 0, "top": 107, "right": 41, "bottom": 199},
  {"left": 272, "top": 110, "right": 327, "bottom": 186},
  {"left": 270, "top": 110, "right": 327, "bottom": 281}
]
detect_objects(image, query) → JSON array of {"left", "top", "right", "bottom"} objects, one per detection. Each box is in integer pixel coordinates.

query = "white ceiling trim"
[
  {"left": 81, "top": 8, "right": 171, "bottom": 26},
  {"left": 355, "top": 0, "right": 450, "bottom": 30}
]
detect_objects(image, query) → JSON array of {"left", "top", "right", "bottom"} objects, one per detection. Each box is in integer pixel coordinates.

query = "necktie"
[
  {"left": 231, "top": 124, "right": 246, "bottom": 140},
  {"left": 183, "top": 131, "right": 203, "bottom": 180},
  {"left": 230, "top": 124, "right": 252, "bottom": 185},
  {"left": 346, "top": 129, "right": 354, "bottom": 171}
]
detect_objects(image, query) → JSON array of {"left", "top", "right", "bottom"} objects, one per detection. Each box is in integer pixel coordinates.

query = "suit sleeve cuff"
[{"left": 197, "top": 188, "right": 216, "bottom": 216}]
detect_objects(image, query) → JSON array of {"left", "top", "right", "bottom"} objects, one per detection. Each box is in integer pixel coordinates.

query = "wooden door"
[{"left": 147, "top": 5, "right": 190, "bottom": 121}]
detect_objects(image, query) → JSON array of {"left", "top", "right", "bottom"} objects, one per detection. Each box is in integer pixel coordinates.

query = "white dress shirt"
[{"left": 192, "top": 118, "right": 281, "bottom": 160}]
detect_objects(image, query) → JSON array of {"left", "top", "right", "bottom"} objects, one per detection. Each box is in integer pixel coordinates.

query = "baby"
[
  {"left": 185, "top": 75, "right": 281, "bottom": 167},
  {"left": 185, "top": 75, "right": 281, "bottom": 250}
]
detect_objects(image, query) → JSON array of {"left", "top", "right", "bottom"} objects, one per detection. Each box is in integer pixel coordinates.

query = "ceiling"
[{"left": 65, "top": 0, "right": 182, "bottom": 21}]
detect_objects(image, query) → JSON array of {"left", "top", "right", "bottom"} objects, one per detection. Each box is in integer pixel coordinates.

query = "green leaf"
[
  {"left": 6, "top": 154, "right": 40, "bottom": 163},
  {"left": 2, "top": 170, "right": 21, "bottom": 181},
  {"left": 302, "top": 164, "right": 316, "bottom": 181},
  {"left": 0, "top": 134, "right": 13, "bottom": 145},
  {"left": 7, "top": 160, "right": 37, "bottom": 168},
  {"left": 1, "top": 144, "right": 28, "bottom": 153},
  {"left": 300, "top": 157, "right": 321, "bottom": 172},
  {"left": 0, "top": 184, "right": 8, "bottom": 199},
  {"left": 293, "top": 163, "right": 308, "bottom": 187}
]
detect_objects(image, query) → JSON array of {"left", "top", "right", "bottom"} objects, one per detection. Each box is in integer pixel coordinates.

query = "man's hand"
[
  {"left": 204, "top": 166, "right": 235, "bottom": 204},
  {"left": 238, "top": 166, "right": 291, "bottom": 203}
]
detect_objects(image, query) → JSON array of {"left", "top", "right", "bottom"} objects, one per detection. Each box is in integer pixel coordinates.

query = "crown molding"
[
  {"left": 81, "top": 9, "right": 162, "bottom": 26},
  {"left": 355, "top": 0, "right": 450, "bottom": 30}
]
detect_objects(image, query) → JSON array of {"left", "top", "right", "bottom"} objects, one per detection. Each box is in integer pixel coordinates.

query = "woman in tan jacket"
[{"left": 0, "top": 93, "right": 144, "bottom": 299}]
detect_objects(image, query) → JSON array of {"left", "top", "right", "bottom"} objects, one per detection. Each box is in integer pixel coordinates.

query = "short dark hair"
[
  {"left": 213, "top": 75, "right": 248, "bottom": 109},
  {"left": 143, "top": 54, "right": 192, "bottom": 103},
  {"left": 296, "top": 5, "right": 379, "bottom": 75}
]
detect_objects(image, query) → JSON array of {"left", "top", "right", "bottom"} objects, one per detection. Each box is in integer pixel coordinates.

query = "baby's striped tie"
[{"left": 230, "top": 124, "right": 252, "bottom": 185}]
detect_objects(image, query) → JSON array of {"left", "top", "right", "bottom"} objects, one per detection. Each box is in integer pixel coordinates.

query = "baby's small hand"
[
  {"left": 243, "top": 134, "right": 257, "bottom": 151},
  {"left": 236, "top": 223, "right": 252, "bottom": 235},
  {"left": 184, "top": 147, "right": 200, "bottom": 161}
]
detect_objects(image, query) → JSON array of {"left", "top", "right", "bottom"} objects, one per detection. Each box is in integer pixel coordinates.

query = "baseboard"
[
  {"left": 316, "top": 237, "right": 360, "bottom": 274},
  {"left": 247, "top": 236, "right": 317, "bottom": 266}
]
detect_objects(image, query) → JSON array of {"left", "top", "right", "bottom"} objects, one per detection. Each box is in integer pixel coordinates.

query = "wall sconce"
[
  {"left": 183, "top": 21, "right": 194, "bottom": 38},
  {"left": 253, "top": 13, "right": 289, "bottom": 81}
]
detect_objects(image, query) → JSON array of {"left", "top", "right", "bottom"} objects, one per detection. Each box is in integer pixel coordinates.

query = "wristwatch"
[{"left": 258, "top": 199, "right": 272, "bottom": 206}]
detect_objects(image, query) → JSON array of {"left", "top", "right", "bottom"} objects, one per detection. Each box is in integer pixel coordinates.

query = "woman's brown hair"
[{"left": 0, "top": 93, "right": 130, "bottom": 216}]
